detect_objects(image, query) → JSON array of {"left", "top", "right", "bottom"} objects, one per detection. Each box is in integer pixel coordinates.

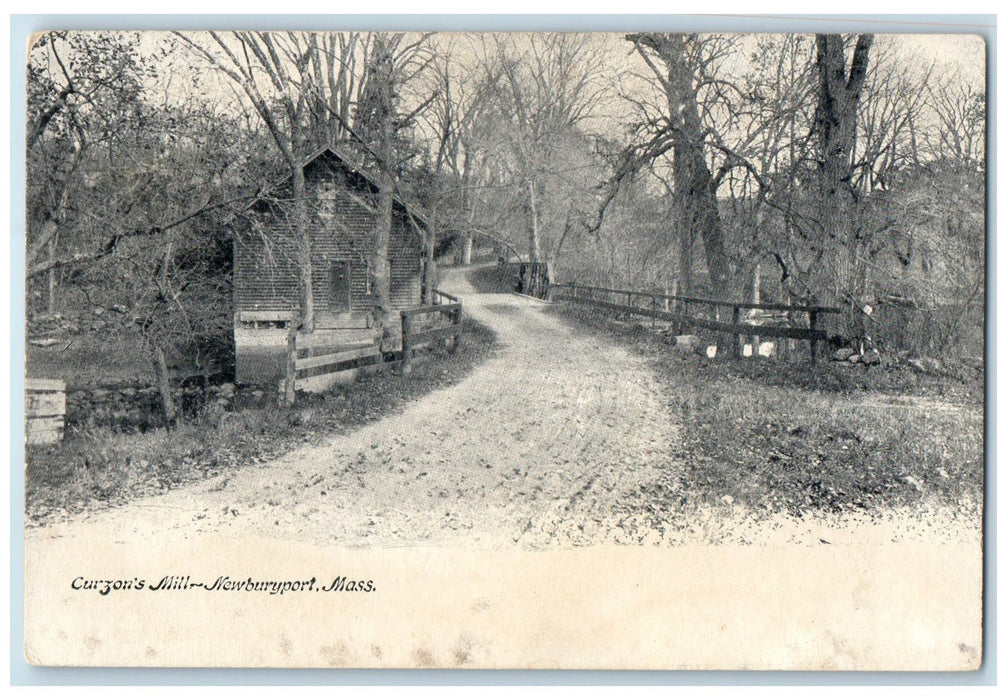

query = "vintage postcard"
[{"left": 22, "top": 27, "right": 986, "bottom": 669}]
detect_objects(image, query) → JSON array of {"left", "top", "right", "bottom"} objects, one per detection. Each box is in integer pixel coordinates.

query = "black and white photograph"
[{"left": 20, "top": 23, "right": 987, "bottom": 670}]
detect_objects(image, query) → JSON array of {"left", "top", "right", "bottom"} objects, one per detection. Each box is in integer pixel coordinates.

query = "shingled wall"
[{"left": 234, "top": 149, "right": 423, "bottom": 385}]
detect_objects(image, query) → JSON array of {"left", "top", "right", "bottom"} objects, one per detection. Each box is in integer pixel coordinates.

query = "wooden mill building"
[{"left": 233, "top": 146, "right": 426, "bottom": 385}]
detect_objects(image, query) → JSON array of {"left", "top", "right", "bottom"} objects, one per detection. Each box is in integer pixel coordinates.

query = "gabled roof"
[{"left": 284, "top": 144, "right": 429, "bottom": 230}]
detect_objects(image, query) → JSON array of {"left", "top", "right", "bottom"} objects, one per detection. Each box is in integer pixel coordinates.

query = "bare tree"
[
  {"left": 809, "top": 33, "right": 874, "bottom": 342},
  {"left": 474, "top": 33, "right": 610, "bottom": 265},
  {"left": 922, "top": 71, "right": 985, "bottom": 168},
  {"left": 26, "top": 32, "right": 147, "bottom": 311},
  {"left": 416, "top": 39, "right": 492, "bottom": 299},
  {"left": 174, "top": 31, "right": 333, "bottom": 332},
  {"left": 352, "top": 32, "right": 434, "bottom": 328},
  {"left": 621, "top": 33, "right": 732, "bottom": 300}
]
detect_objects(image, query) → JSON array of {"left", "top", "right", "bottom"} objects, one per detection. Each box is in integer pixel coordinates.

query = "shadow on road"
[{"left": 459, "top": 263, "right": 519, "bottom": 295}]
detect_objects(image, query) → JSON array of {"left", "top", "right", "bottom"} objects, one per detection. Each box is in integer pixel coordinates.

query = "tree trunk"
[
  {"left": 677, "top": 225, "right": 694, "bottom": 295},
  {"left": 461, "top": 234, "right": 473, "bottom": 266},
  {"left": 292, "top": 165, "right": 314, "bottom": 333},
  {"left": 373, "top": 173, "right": 394, "bottom": 335},
  {"left": 812, "top": 33, "right": 873, "bottom": 344},
  {"left": 152, "top": 345, "right": 177, "bottom": 428},
  {"left": 667, "top": 43, "right": 730, "bottom": 300},
  {"left": 527, "top": 178, "right": 542, "bottom": 263},
  {"left": 372, "top": 97, "right": 395, "bottom": 338},
  {"left": 363, "top": 34, "right": 398, "bottom": 340},
  {"left": 423, "top": 204, "right": 438, "bottom": 305},
  {"left": 629, "top": 34, "right": 731, "bottom": 301},
  {"left": 46, "top": 233, "right": 58, "bottom": 315}
]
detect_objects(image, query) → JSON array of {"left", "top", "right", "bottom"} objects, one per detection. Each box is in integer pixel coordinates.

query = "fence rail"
[
  {"left": 433, "top": 289, "right": 461, "bottom": 304},
  {"left": 401, "top": 296, "right": 463, "bottom": 368},
  {"left": 551, "top": 283, "right": 841, "bottom": 362},
  {"left": 281, "top": 290, "right": 464, "bottom": 405},
  {"left": 294, "top": 343, "right": 380, "bottom": 372}
]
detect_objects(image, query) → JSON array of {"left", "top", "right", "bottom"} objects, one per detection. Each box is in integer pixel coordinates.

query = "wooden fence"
[
  {"left": 401, "top": 290, "right": 463, "bottom": 369},
  {"left": 282, "top": 325, "right": 382, "bottom": 403},
  {"left": 281, "top": 291, "right": 463, "bottom": 405},
  {"left": 551, "top": 283, "right": 841, "bottom": 363},
  {"left": 26, "top": 378, "right": 66, "bottom": 445}
]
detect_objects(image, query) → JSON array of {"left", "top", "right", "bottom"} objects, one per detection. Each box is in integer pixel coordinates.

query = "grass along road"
[{"left": 552, "top": 302, "right": 982, "bottom": 545}]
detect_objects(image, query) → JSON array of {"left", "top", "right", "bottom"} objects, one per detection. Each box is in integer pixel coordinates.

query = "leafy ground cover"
[{"left": 552, "top": 304, "right": 984, "bottom": 520}]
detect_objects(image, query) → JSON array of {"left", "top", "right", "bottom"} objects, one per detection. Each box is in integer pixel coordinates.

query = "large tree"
[
  {"left": 175, "top": 31, "right": 372, "bottom": 333},
  {"left": 810, "top": 33, "right": 874, "bottom": 341},
  {"left": 623, "top": 33, "right": 732, "bottom": 300},
  {"left": 352, "top": 32, "right": 433, "bottom": 328},
  {"left": 26, "top": 31, "right": 147, "bottom": 309}
]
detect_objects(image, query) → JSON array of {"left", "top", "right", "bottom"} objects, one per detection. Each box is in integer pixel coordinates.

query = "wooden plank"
[
  {"left": 25, "top": 378, "right": 65, "bottom": 392},
  {"left": 283, "top": 317, "right": 297, "bottom": 407},
  {"left": 294, "top": 344, "right": 379, "bottom": 371},
  {"left": 405, "top": 326, "right": 462, "bottom": 347},
  {"left": 433, "top": 289, "right": 460, "bottom": 303},
  {"left": 26, "top": 391, "right": 66, "bottom": 417},
  {"left": 400, "top": 303, "right": 462, "bottom": 319},
  {"left": 295, "top": 330, "right": 379, "bottom": 350},
  {"left": 554, "top": 287, "right": 841, "bottom": 315},
  {"left": 401, "top": 312, "right": 414, "bottom": 367},
  {"left": 564, "top": 296, "right": 829, "bottom": 341},
  {"left": 296, "top": 339, "right": 375, "bottom": 359},
  {"left": 235, "top": 327, "right": 289, "bottom": 348},
  {"left": 238, "top": 310, "right": 296, "bottom": 323}
]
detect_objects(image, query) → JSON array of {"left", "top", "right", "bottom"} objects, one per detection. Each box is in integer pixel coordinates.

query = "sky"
[{"left": 31, "top": 29, "right": 988, "bottom": 111}]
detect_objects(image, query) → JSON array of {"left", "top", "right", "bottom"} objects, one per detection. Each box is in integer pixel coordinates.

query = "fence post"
[
  {"left": 670, "top": 279, "right": 680, "bottom": 332},
  {"left": 732, "top": 305, "right": 741, "bottom": 357},
  {"left": 571, "top": 282, "right": 577, "bottom": 300},
  {"left": 401, "top": 311, "right": 413, "bottom": 369},
  {"left": 651, "top": 294, "right": 657, "bottom": 328},
  {"left": 786, "top": 293, "right": 795, "bottom": 360},
  {"left": 449, "top": 306, "right": 462, "bottom": 354},
  {"left": 809, "top": 309, "right": 819, "bottom": 364},
  {"left": 282, "top": 311, "right": 298, "bottom": 407}
]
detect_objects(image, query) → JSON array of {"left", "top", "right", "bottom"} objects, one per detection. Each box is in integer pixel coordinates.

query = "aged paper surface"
[
  {"left": 25, "top": 531, "right": 981, "bottom": 669},
  {"left": 23, "top": 28, "right": 986, "bottom": 670}
]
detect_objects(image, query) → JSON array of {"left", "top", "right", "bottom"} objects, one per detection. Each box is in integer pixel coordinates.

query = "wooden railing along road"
[
  {"left": 282, "top": 290, "right": 463, "bottom": 405},
  {"left": 551, "top": 283, "right": 841, "bottom": 363},
  {"left": 401, "top": 290, "right": 463, "bottom": 368}
]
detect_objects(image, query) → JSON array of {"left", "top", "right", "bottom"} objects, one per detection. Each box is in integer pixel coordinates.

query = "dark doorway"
[{"left": 330, "top": 261, "right": 352, "bottom": 313}]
